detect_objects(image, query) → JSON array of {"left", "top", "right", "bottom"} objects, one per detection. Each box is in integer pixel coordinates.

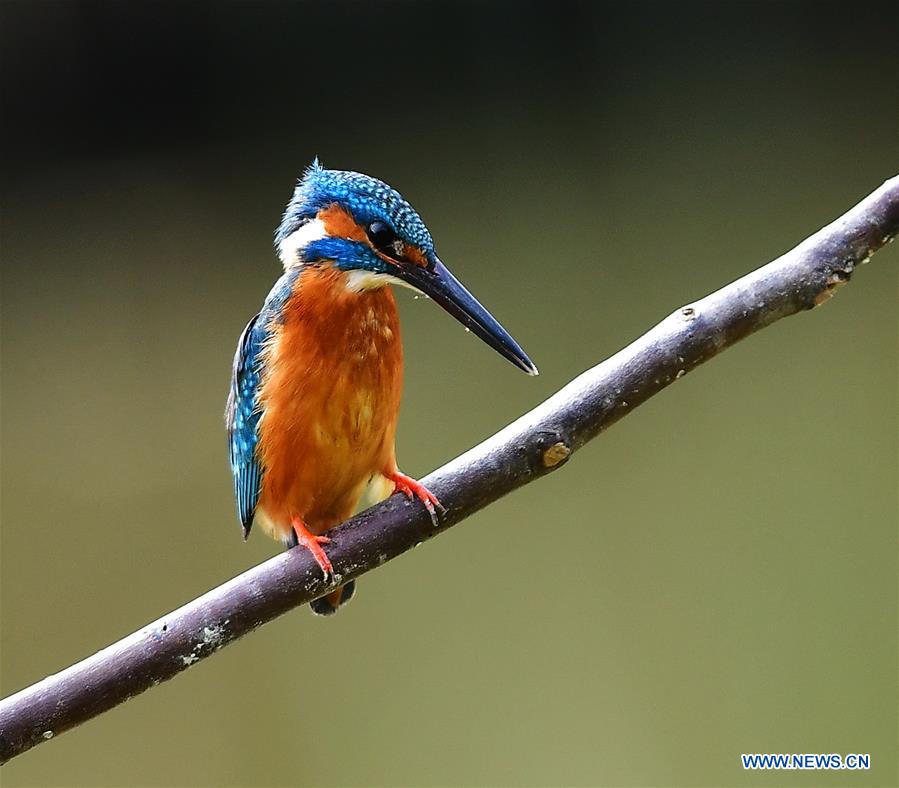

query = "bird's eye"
[{"left": 367, "top": 220, "right": 400, "bottom": 255}]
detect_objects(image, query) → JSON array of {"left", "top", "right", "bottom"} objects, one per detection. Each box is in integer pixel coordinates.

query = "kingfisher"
[{"left": 226, "top": 161, "right": 536, "bottom": 615}]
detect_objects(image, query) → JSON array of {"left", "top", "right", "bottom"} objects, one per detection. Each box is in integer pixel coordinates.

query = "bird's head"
[{"left": 275, "top": 160, "right": 537, "bottom": 375}]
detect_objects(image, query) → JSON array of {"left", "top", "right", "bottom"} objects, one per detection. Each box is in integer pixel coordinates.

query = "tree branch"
[{"left": 1, "top": 176, "right": 897, "bottom": 764}]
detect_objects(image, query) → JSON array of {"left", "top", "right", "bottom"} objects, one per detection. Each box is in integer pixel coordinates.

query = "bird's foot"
[
  {"left": 387, "top": 470, "right": 445, "bottom": 526},
  {"left": 289, "top": 517, "right": 334, "bottom": 581}
]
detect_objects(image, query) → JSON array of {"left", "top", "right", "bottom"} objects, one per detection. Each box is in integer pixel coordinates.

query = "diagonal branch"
[{"left": 1, "top": 176, "right": 897, "bottom": 764}]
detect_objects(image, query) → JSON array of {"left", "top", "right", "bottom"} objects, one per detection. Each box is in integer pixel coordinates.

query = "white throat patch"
[
  {"left": 344, "top": 270, "right": 407, "bottom": 293},
  {"left": 277, "top": 218, "right": 327, "bottom": 268}
]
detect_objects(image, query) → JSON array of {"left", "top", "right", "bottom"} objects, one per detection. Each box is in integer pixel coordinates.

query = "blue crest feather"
[{"left": 275, "top": 161, "right": 434, "bottom": 255}]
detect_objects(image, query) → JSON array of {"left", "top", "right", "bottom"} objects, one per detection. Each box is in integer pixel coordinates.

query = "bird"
[{"left": 226, "top": 160, "right": 537, "bottom": 615}]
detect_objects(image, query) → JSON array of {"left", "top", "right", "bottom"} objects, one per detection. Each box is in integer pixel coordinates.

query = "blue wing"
[{"left": 226, "top": 313, "right": 268, "bottom": 538}]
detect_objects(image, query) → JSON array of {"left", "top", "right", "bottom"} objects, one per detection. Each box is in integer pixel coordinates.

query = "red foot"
[
  {"left": 290, "top": 517, "right": 334, "bottom": 580},
  {"left": 387, "top": 470, "right": 445, "bottom": 526}
]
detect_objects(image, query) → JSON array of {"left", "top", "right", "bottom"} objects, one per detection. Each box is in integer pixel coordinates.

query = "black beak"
[{"left": 396, "top": 257, "right": 538, "bottom": 375}]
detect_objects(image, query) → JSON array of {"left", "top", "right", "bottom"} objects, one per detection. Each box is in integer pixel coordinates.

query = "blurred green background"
[{"left": 1, "top": 1, "right": 896, "bottom": 786}]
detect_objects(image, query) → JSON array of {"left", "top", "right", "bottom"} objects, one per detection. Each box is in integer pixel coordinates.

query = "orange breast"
[{"left": 255, "top": 266, "right": 403, "bottom": 538}]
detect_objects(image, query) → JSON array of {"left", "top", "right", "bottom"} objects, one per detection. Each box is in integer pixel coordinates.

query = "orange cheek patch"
[
  {"left": 404, "top": 245, "right": 428, "bottom": 267},
  {"left": 318, "top": 204, "right": 368, "bottom": 243},
  {"left": 317, "top": 204, "right": 428, "bottom": 269}
]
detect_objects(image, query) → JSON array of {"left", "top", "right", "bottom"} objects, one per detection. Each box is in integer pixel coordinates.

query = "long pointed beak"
[{"left": 395, "top": 257, "right": 538, "bottom": 375}]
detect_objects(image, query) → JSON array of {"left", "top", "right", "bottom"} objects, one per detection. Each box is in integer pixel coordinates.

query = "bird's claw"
[
  {"left": 290, "top": 518, "right": 335, "bottom": 581},
  {"left": 387, "top": 471, "right": 445, "bottom": 527}
]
